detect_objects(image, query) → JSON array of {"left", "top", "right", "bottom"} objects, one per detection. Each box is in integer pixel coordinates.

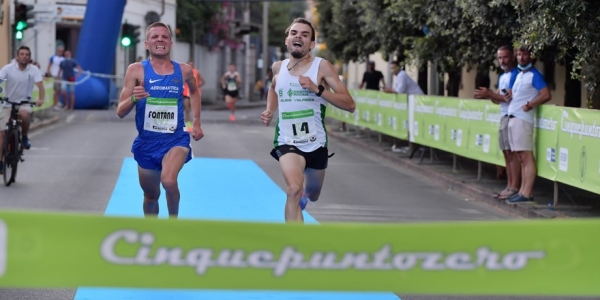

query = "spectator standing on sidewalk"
[
  {"left": 504, "top": 46, "right": 551, "bottom": 204},
  {"left": 57, "top": 50, "right": 83, "bottom": 111},
  {"left": 384, "top": 60, "right": 424, "bottom": 153},
  {"left": 384, "top": 61, "right": 424, "bottom": 95},
  {"left": 45, "top": 45, "right": 64, "bottom": 110},
  {"left": 359, "top": 61, "right": 385, "bottom": 91},
  {"left": 474, "top": 45, "right": 521, "bottom": 200}
]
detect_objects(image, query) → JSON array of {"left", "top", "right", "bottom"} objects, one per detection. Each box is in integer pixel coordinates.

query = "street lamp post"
[{"left": 261, "top": 1, "right": 269, "bottom": 89}]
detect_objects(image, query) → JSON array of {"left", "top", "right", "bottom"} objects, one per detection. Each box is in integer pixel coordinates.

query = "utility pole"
[
  {"left": 261, "top": 1, "right": 269, "bottom": 87},
  {"left": 190, "top": 21, "right": 196, "bottom": 63},
  {"left": 242, "top": 1, "right": 250, "bottom": 101}
]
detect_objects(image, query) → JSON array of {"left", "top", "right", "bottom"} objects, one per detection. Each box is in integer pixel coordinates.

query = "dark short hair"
[
  {"left": 516, "top": 45, "right": 532, "bottom": 53},
  {"left": 368, "top": 61, "right": 375, "bottom": 65},
  {"left": 498, "top": 45, "right": 514, "bottom": 54},
  {"left": 285, "top": 18, "right": 316, "bottom": 42},
  {"left": 17, "top": 45, "right": 31, "bottom": 55}
]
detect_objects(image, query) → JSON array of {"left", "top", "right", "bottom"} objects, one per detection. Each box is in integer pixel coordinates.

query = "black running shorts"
[{"left": 270, "top": 145, "right": 329, "bottom": 170}]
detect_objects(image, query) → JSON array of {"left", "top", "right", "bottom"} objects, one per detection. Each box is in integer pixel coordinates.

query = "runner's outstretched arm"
[
  {"left": 117, "top": 63, "right": 148, "bottom": 118},
  {"left": 261, "top": 62, "right": 281, "bottom": 126},
  {"left": 299, "top": 60, "right": 354, "bottom": 112}
]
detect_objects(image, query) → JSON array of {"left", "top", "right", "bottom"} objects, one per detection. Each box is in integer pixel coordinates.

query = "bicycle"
[{"left": 0, "top": 97, "right": 32, "bottom": 186}]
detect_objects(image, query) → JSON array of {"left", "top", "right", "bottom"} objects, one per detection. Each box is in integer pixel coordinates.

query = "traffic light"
[
  {"left": 14, "top": 2, "right": 34, "bottom": 40},
  {"left": 233, "top": 22, "right": 259, "bottom": 36},
  {"left": 121, "top": 22, "right": 141, "bottom": 47}
]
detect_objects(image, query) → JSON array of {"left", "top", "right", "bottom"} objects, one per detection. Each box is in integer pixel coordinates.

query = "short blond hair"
[{"left": 146, "top": 22, "right": 172, "bottom": 40}]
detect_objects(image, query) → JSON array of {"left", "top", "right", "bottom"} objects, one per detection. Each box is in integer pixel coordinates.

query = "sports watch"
[{"left": 315, "top": 85, "right": 325, "bottom": 97}]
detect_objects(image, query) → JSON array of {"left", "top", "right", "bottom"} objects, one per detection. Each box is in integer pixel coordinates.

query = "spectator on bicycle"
[{"left": 0, "top": 46, "right": 45, "bottom": 172}]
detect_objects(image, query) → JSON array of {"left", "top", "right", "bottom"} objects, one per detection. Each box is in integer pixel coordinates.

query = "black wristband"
[{"left": 315, "top": 85, "right": 325, "bottom": 97}]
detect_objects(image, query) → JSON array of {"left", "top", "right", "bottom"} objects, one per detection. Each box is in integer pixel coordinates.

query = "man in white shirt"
[
  {"left": 384, "top": 61, "right": 424, "bottom": 95},
  {"left": 0, "top": 46, "right": 45, "bottom": 172},
  {"left": 46, "top": 46, "right": 64, "bottom": 110}
]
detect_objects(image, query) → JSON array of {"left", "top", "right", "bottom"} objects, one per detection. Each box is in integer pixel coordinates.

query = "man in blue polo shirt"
[{"left": 504, "top": 47, "right": 551, "bottom": 204}]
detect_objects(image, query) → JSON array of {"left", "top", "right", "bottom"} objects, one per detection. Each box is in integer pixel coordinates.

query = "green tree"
[
  {"left": 491, "top": 0, "right": 600, "bottom": 108},
  {"left": 268, "top": 1, "right": 306, "bottom": 56},
  {"left": 175, "top": 0, "right": 223, "bottom": 44}
]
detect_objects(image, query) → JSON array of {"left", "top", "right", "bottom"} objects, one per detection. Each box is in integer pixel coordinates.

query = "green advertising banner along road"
[
  {"left": 553, "top": 107, "right": 600, "bottom": 194},
  {"left": 535, "top": 106, "right": 560, "bottom": 181},
  {"left": 327, "top": 90, "right": 409, "bottom": 140},
  {"left": 412, "top": 95, "right": 504, "bottom": 166},
  {"left": 328, "top": 91, "right": 600, "bottom": 195},
  {"left": 0, "top": 210, "right": 599, "bottom": 296}
]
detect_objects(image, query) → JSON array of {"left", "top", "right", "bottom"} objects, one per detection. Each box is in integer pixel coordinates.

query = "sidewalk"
[
  {"left": 325, "top": 121, "right": 600, "bottom": 220},
  {"left": 202, "top": 98, "right": 266, "bottom": 111},
  {"left": 30, "top": 107, "right": 61, "bottom": 132}
]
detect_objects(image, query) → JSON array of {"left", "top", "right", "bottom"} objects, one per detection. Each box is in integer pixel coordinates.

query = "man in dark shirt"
[
  {"left": 359, "top": 61, "right": 385, "bottom": 90},
  {"left": 58, "top": 50, "right": 83, "bottom": 110}
]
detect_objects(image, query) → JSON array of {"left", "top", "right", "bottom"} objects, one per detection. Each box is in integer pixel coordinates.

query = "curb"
[
  {"left": 326, "top": 126, "right": 566, "bottom": 219},
  {"left": 202, "top": 102, "right": 266, "bottom": 111},
  {"left": 30, "top": 115, "right": 60, "bottom": 132}
]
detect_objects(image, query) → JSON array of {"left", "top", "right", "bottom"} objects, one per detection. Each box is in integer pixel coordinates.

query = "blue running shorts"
[{"left": 132, "top": 135, "right": 192, "bottom": 171}]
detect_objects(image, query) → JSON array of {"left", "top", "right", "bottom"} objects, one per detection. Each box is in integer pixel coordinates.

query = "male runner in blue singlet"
[{"left": 117, "top": 22, "right": 204, "bottom": 218}]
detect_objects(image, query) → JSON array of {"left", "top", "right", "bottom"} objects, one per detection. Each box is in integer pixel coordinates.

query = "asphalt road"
[{"left": 0, "top": 108, "right": 591, "bottom": 300}]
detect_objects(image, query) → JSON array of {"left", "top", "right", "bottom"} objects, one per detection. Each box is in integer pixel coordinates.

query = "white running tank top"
[{"left": 274, "top": 57, "right": 328, "bottom": 152}]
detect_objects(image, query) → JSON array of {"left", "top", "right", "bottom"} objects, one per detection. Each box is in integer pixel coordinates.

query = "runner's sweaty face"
[
  {"left": 145, "top": 26, "right": 172, "bottom": 58},
  {"left": 286, "top": 23, "right": 315, "bottom": 59}
]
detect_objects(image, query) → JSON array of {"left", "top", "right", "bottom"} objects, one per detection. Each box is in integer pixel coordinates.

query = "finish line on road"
[{"left": 74, "top": 157, "right": 399, "bottom": 300}]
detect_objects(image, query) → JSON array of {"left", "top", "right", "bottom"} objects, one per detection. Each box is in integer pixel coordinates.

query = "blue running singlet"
[{"left": 131, "top": 59, "right": 191, "bottom": 171}]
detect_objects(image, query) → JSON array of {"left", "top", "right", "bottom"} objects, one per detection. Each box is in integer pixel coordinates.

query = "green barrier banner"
[
  {"left": 0, "top": 210, "right": 599, "bottom": 296},
  {"left": 553, "top": 107, "right": 600, "bottom": 194},
  {"left": 412, "top": 96, "right": 468, "bottom": 159},
  {"left": 326, "top": 90, "right": 409, "bottom": 140},
  {"left": 535, "top": 106, "right": 561, "bottom": 181},
  {"left": 358, "top": 89, "right": 376, "bottom": 128},
  {"left": 460, "top": 100, "right": 504, "bottom": 166},
  {"left": 325, "top": 90, "right": 362, "bottom": 125},
  {"left": 372, "top": 92, "right": 409, "bottom": 140},
  {"left": 412, "top": 96, "right": 505, "bottom": 166},
  {"left": 353, "top": 89, "right": 371, "bottom": 127},
  {"left": 31, "top": 78, "right": 55, "bottom": 112}
]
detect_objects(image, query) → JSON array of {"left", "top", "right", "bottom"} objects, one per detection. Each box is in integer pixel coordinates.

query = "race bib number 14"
[{"left": 281, "top": 109, "right": 317, "bottom": 145}]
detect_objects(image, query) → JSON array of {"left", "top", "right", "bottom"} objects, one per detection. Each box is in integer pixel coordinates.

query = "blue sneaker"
[
  {"left": 299, "top": 197, "right": 308, "bottom": 210},
  {"left": 506, "top": 194, "right": 534, "bottom": 204},
  {"left": 22, "top": 136, "right": 30, "bottom": 149}
]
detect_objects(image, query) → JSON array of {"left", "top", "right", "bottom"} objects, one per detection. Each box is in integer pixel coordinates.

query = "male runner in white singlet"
[{"left": 261, "top": 18, "right": 355, "bottom": 223}]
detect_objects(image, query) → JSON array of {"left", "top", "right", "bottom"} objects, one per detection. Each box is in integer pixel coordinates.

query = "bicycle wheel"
[{"left": 3, "top": 129, "right": 19, "bottom": 186}]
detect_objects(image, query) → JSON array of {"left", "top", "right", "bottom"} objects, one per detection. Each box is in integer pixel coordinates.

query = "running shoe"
[
  {"left": 506, "top": 194, "right": 535, "bottom": 204},
  {"left": 229, "top": 114, "right": 236, "bottom": 122},
  {"left": 299, "top": 196, "right": 308, "bottom": 210},
  {"left": 22, "top": 136, "right": 31, "bottom": 149}
]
